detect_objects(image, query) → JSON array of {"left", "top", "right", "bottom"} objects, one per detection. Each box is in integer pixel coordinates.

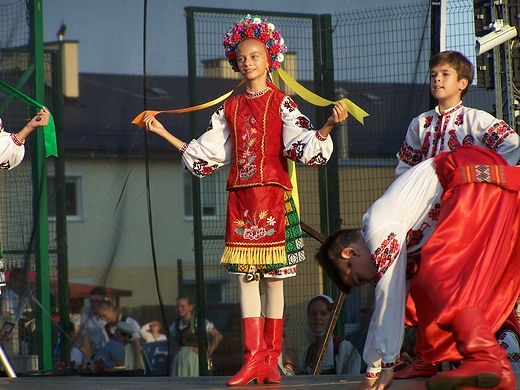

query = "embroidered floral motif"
[
  {"left": 286, "top": 140, "right": 306, "bottom": 162},
  {"left": 238, "top": 116, "right": 259, "bottom": 181},
  {"left": 282, "top": 97, "right": 298, "bottom": 113},
  {"left": 234, "top": 209, "right": 276, "bottom": 240},
  {"left": 421, "top": 131, "right": 431, "bottom": 159},
  {"left": 423, "top": 115, "right": 433, "bottom": 128},
  {"left": 365, "top": 371, "right": 380, "bottom": 379},
  {"left": 372, "top": 232, "right": 400, "bottom": 280},
  {"left": 428, "top": 203, "right": 440, "bottom": 221},
  {"left": 483, "top": 120, "right": 515, "bottom": 150},
  {"left": 462, "top": 134, "right": 474, "bottom": 145},
  {"left": 454, "top": 113, "right": 464, "bottom": 126},
  {"left": 307, "top": 153, "right": 328, "bottom": 166},
  {"left": 0, "top": 161, "right": 10, "bottom": 170},
  {"left": 192, "top": 159, "right": 219, "bottom": 177},
  {"left": 447, "top": 129, "right": 461, "bottom": 149},
  {"left": 407, "top": 221, "right": 431, "bottom": 247},
  {"left": 295, "top": 116, "right": 313, "bottom": 130},
  {"left": 397, "top": 141, "right": 422, "bottom": 167}
]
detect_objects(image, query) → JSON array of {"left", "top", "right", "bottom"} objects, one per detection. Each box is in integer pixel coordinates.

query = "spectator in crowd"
[
  {"left": 96, "top": 300, "right": 143, "bottom": 370},
  {"left": 93, "top": 321, "right": 134, "bottom": 368},
  {"left": 69, "top": 298, "right": 83, "bottom": 363},
  {"left": 0, "top": 267, "right": 30, "bottom": 318},
  {"left": 72, "top": 286, "right": 108, "bottom": 361},
  {"left": 299, "top": 295, "right": 360, "bottom": 375},
  {"left": 140, "top": 321, "right": 167, "bottom": 343},
  {"left": 169, "top": 295, "right": 222, "bottom": 377}
]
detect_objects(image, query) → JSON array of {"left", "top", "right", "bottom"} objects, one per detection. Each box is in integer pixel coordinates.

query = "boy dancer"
[
  {"left": 316, "top": 145, "right": 520, "bottom": 390},
  {"left": 395, "top": 50, "right": 520, "bottom": 380}
]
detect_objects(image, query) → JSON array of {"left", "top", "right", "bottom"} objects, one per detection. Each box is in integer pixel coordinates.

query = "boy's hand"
[
  {"left": 326, "top": 100, "right": 348, "bottom": 126},
  {"left": 368, "top": 370, "right": 393, "bottom": 390}
]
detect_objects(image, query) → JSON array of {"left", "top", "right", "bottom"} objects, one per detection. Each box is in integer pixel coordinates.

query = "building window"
[
  {"left": 48, "top": 175, "right": 83, "bottom": 221},
  {"left": 183, "top": 172, "right": 221, "bottom": 220}
]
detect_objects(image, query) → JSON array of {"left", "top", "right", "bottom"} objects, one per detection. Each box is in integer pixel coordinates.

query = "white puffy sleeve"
[
  {"left": 281, "top": 96, "right": 333, "bottom": 165},
  {"left": 181, "top": 105, "right": 232, "bottom": 178},
  {"left": 0, "top": 119, "right": 25, "bottom": 170}
]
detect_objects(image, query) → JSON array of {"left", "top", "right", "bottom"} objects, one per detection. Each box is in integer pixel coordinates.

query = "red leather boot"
[
  {"left": 226, "top": 317, "right": 267, "bottom": 386},
  {"left": 394, "top": 356, "right": 439, "bottom": 379},
  {"left": 426, "top": 307, "right": 503, "bottom": 390},
  {"left": 264, "top": 318, "right": 283, "bottom": 384}
]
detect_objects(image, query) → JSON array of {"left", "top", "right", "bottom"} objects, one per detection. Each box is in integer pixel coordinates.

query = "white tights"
[{"left": 238, "top": 275, "right": 284, "bottom": 319}]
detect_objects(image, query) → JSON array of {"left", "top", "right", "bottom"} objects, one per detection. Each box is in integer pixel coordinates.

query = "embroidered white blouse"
[
  {"left": 361, "top": 158, "right": 443, "bottom": 377},
  {"left": 396, "top": 102, "right": 520, "bottom": 177},
  {"left": 0, "top": 118, "right": 25, "bottom": 170},
  {"left": 179, "top": 96, "right": 333, "bottom": 177}
]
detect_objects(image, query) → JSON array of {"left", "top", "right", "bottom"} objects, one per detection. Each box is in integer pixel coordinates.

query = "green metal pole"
[
  {"left": 185, "top": 7, "right": 208, "bottom": 376},
  {"left": 50, "top": 48, "right": 70, "bottom": 363},
  {"left": 29, "top": 0, "right": 53, "bottom": 370}
]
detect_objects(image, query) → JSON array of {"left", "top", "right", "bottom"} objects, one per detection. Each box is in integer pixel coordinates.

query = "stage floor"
[{"left": 0, "top": 373, "right": 519, "bottom": 390}]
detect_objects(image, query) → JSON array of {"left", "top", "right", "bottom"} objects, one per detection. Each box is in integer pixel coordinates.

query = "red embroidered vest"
[{"left": 224, "top": 86, "right": 292, "bottom": 191}]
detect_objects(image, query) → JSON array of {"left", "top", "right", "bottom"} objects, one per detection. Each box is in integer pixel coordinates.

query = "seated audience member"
[
  {"left": 96, "top": 300, "right": 143, "bottom": 370},
  {"left": 73, "top": 286, "right": 108, "bottom": 361},
  {"left": 300, "top": 294, "right": 361, "bottom": 375},
  {"left": 140, "top": 321, "right": 167, "bottom": 343},
  {"left": 169, "top": 295, "right": 222, "bottom": 377},
  {"left": 94, "top": 322, "right": 134, "bottom": 368}
]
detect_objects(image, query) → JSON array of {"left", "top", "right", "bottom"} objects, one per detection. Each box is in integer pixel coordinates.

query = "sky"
[{"left": 40, "top": 0, "right": 417, "bottom": 76}]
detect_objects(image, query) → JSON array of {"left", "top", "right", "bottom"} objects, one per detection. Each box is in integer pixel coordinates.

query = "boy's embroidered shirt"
[
  {"left": 396, "top": 103, "right": 520, "bottom": 177},
  {"left": 181, "top": 94, "right": 333, "bottom": 178},
  {"left": 361, "top": 158, "right": 443, "bottom": 375}
]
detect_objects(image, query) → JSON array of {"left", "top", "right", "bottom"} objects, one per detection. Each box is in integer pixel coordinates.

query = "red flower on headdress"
[
  {"left": 268, "top": 44, "right": 280, "bottom": 54},
  {"left": 259, "top": 32, "right": 270, "bottom": 43},
  {"left": 222, "top": 14, "right": 287, "bottom": 73}
]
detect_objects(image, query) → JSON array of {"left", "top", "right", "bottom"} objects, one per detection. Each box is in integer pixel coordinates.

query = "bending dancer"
[
  {"left": 143, "top": 14, "right": 347, "bottom": 385},
  {"left": 316, "top": 145, "right": 520, "bottom": 390}
]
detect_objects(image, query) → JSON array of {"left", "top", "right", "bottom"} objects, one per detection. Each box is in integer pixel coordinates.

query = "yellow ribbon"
[
  {"left": 275, "top": 67, "right": 369, "bottom": 125},
  {"left": 132, "top": 71, "right": 369, "bottom": 126},
  {"left": 132, "top": 79, "right": 245, "bottom": 128}
]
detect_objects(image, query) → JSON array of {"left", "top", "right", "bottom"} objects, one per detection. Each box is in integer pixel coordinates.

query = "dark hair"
[
  {"left": 96, "top": 300, "right": 116, "bottom": 312},
  {"left": 89, "top": 286, "right": 107, "bottom": 298},
  {"left": 307, "top": 295, "right": 334, "bottom": 315},
  {"left": 315, "top": 228, "right": 362, "bottom": 294},
  {"left": 69, "top": 298, "right": 82, "bottom": 315},
  {"left": 429, "top": 50, "right": 474, "bottom": 98}
]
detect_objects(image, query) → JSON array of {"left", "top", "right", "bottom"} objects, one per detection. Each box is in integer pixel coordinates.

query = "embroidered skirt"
[{"left": 221, "top": 186, "right": 305, "bottom": 280}]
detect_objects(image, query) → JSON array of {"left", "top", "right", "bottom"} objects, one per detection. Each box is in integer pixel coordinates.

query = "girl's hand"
[
  {"left": 326, "top": 100, "right": 348, "bottom": 127},
  {"left": 143, "top": 113, "right": 167, "bottom": 137}
]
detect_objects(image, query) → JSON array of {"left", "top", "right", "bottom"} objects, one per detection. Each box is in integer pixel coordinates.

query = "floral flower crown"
[{"left": 223, "top": 14, "right": 288, "bottom": 73}]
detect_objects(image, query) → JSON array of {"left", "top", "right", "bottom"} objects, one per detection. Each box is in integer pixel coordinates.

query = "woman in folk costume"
[{"left": 143, "top": 14, "right": 347, "bottom": 385}]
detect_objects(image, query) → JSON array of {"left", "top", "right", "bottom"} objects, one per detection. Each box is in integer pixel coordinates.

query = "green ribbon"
[{"left": 0, "top": 80, "right": 58, "bottom": 157}]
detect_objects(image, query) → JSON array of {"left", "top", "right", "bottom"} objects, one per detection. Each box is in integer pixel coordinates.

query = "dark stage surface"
[{"left": 0, "top": 373, "right": 519, "bottom": 390}]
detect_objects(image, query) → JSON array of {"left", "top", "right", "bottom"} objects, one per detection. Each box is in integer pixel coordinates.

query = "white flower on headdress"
[
  {"left": 277, "top": 53, "right": 285, "bottom": 62},
  {"left": 267, "top": 23, "right": 275, "bottom": 31},
  {"left": 253, "top": 16, "right": 262, "bottom": 24}
]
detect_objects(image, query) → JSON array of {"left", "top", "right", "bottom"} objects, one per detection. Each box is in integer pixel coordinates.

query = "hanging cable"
[{"left": 141, "top": 0, "right": 172, "bottom": 375}]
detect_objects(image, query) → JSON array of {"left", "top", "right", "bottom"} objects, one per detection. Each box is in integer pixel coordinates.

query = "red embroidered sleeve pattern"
[
  {"left": 365, "top": 371, "right": 380, "bottom": 379},
  {"left": 179, "top": 142, "right": 189, "bottom": 154},
  {"left": 397, "top": 140, "right": 422, "bottom": 168},
  {"left": 372, "top": 232, "right": 400, "bottom": 281},
  {"left": 306, "top": 153, "right": 328, "bottom": 166},
  {"left": 285, "top": 140, "right": 306, "bottom": 163},
  {"left": 315, "top": 131, "right": 327, "bottom": 142},
  {"left": 191, "top": 158, "right": 219, "bottom": 177},
  {"left": 483, "top": 120, "right": 515, "bottom": 150},
  {"left": 282, "top": 96, "right": 298, "bottom": 113},
  {"left": 382, "top": 356, "right": 401, "bottom": 370}
]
